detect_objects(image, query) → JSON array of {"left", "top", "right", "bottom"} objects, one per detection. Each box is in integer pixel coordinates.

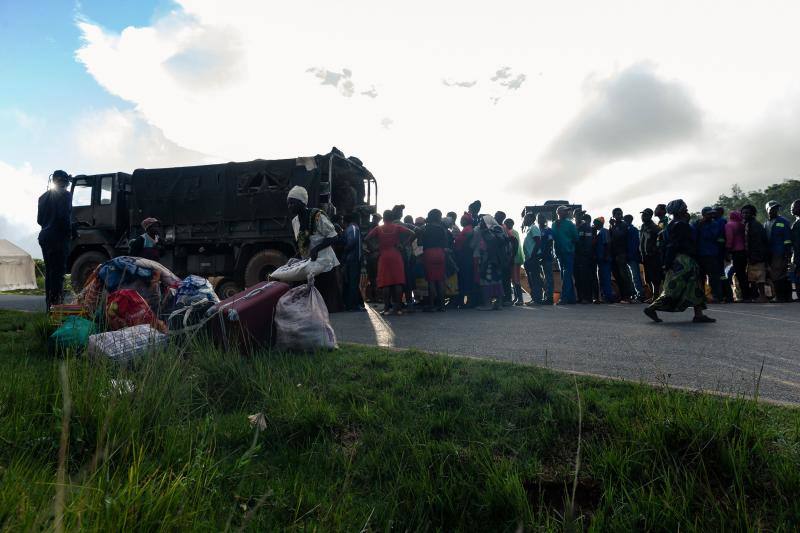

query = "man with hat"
[
  {"left": 287, "top": 185, "right": 343, "bottom": 312},
  {"left": 693, "top": 206, "right": 725, "bottom": 302},
  {"left": 129, "top": 217, "right": 162, "bottom": 261},
  {"left": 764, "top": 200, "right": 794, "bottom": 302},
  {"left": 37, "top": 170, "right": 75, "bottom": 309}
]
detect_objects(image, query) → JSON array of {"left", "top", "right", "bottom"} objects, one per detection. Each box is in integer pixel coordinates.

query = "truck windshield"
[
  {"left": 100, "top": 176, "right": 113, "bottom": 205},
  {"left": 72, "top": 179, "right": 92, "bottom": 206}
]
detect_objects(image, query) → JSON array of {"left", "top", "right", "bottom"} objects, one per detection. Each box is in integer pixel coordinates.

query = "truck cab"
[{"left": 68, "top": 172, "right": 132, "bottom": 290}]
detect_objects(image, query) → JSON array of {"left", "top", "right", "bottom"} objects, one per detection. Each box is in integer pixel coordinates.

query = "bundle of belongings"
[
  {"left": 50, "top": 256, "right": 182, "bottom": 361},
  {"left": 50, "top": 255, "right": 339, "bottom": 360}
]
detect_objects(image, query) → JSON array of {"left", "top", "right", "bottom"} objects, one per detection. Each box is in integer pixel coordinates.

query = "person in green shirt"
[
  {"left": 505, "top": 218, "right": 525, "bottom": 306},
  {"left": 552, "top": 205, "right": 579, "bottom": 304}
]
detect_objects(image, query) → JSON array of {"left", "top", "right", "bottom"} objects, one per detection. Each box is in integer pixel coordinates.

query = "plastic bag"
[
  {"left": 275, "top": 279, "right": 337, "bottom": 352},
  {"left": 50, "top": 316, "right": 95, "bottom": 352},
  {"left": 106, "top": 289, "right": 166, "bottom": 332},
  {"left": 175, "top": 275, "right": 220, "bottom": 307},
  {"left": 270, "top": 258, "right": 329, "bottom": 282},
  {"left": 167, "top": 299, "right": 214, "bottom": 332},
  {"left": 88, "top": 324, "right": 168, "bottom": 364}
]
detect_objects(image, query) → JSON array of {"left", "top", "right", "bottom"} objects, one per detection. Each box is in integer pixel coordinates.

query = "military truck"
[
  {"left": 520, "top": 200, "right": 583, "bottom": 224},
  {"left": 68, "top": 147, "right": 377, "bottom": 298}
]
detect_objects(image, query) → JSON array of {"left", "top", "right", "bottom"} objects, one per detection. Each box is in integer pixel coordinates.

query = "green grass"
[{"left": 1, "top": 309, "right": 799, "bottom": 531}]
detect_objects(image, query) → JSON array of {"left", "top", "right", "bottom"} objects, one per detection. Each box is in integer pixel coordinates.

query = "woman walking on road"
[
  {"left": 365, "top": 209, "right": 415, "bottom": 315},
  {"left": 644, "top": 199, "right": 716, "bottom": 323}
]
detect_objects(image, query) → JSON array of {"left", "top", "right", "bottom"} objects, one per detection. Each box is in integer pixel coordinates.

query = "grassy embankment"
[{"left": 1, "top": 309, "right": 798, "bottom": 531}]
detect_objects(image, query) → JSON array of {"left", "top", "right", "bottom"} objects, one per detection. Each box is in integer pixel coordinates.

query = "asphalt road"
[
  {"left": 0, "top": 294, "right": 45, "bottom": 312},
  {"left": 331, "top": 302, "right": 800, "bottom": 405},
  {"left": 3, "top": 293, "right": 798, "bottom": 404}
]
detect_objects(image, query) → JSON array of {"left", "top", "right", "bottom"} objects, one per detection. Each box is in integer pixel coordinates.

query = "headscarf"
[
  {"left": 666, "top": 199, "right": 687, "bottom": 215},
  {"left": 287, "top": 185, "right": 308, "bottom": 205},
  {"left": 483, "top": 214, "right": 499, "bottom": 229},
  {"left": 141, "top": 217, "right": 159, "bottom": 231}
]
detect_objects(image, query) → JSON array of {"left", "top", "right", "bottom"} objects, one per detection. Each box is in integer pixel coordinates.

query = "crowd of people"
[
  {"left": 326, "top": 195, "right": 800, "bottom": 323},
  {"left": 37, "top": 174, "right": 800, "bottom": 326}
]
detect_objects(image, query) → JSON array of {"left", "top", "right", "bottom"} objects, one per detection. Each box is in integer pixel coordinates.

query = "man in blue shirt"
[
  {"left": 609, "top": 208, "right": 634, "bottom": 301},
  {"left": 37, "top": 170, "right": 75, "bottom": 309},
  {"left": 593, "top": 218, "right": 616, "bottom": 303},
  {"left": 341, "top": 213, "right": 365, "bottom": 311},
  {"left": 623, "top": 214, "right": 645, "bottom": 302},
  {"left": 713, "top": 206, "right": 733, "bottom": 302},
  {"left": 574, "top": 212, "right": 596, "bottom": 304},
  {"left": 693, "top": 206, "right": 724, "bottom": 302},
  {"left": 764, "top": 200, "right": 794, "bottom": 302}
]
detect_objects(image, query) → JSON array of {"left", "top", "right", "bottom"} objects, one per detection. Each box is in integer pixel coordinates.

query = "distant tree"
[{"left": 715, "top": 178, "right": 800, "bottom": 221}]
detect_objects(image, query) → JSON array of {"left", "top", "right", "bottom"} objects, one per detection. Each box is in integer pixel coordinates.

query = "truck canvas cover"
[{"left": 129, "top": 149, "right": 372, "bottom": 241}]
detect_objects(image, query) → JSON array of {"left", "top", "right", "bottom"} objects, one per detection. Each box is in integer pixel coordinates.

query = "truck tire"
[
  {"left": 70, "top": 250, "right": 108, "bottom": 292},
  {"left": 244, "top": 249, "right": 288, "bottom": 287},
  {"left": 215, "top": 278, "right": 243, "bottom": 300}
]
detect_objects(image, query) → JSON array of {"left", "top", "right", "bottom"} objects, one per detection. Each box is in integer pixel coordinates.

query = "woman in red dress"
[{"left": 365, "top": 210, "right": 415, "bottom": 315}]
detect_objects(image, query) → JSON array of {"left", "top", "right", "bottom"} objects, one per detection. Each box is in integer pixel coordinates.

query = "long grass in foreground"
[{"left": 0, "top": 309, "right": 798, "bottom": 531}]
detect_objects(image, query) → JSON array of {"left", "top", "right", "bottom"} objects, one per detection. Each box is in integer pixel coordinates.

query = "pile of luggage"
[{"left": 49, "top": 256, "right": 337, "bottom": 363}]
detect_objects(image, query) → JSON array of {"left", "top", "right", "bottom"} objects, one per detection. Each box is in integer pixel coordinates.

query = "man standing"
[
  {"left": 791, "top": 199, "right": 800, "bottom": 302},
  {"left": 742, "top": 204, "right": 769, "bottom": 302},
  {"left": 574, "top": 213, "right": 595, "bottom": 304},
  {"left": 536, "top": 213, "right": 555, "bottom": 304},
  {"left": 552, "top": 205, "right": 578, "bottom": 304},
  {"left": 593, "top": 218, "right": 616, "bottom": 303},
  {"left": 764, "top": 201, "right": 794, "bottom": 302},
  {"left": 522, "top": 212, "right": 542, "bottom": 305},
  {"left": 623, "top": 214, "right": 645, "bottom": 302},
  {"left": 639, "top": 208, "right": 662, "bottom": 300},
  {"left": 712, "top": 206, "right": 732, "bottom": 302},
  {"left": 287, "top": 186, "right": 342, "bottom": 312},
  {"left": 609, "top": 208, "right": 634, "bottom": 301},
  {"left": 37, "top": 170, "right": 74, "bottom": 309},
  {"left": 341, "top": 214, "right": 365, "bottom": 311},
  {"left": 693, "top": 207, "right": 725, "bottom": 303}
]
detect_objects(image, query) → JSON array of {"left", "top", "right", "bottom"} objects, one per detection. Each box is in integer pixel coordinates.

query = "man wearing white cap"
[{"left": 287, "top": 185, "right": 343, "bottom": 311}]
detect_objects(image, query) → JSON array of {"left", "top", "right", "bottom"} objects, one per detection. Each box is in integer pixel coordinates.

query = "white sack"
[{"left": 275, "top": 279, "right": 337, "bottom": 352}]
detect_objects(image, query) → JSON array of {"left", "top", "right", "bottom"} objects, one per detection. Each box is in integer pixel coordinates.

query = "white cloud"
[
  {"left": 0, "top": 160, "right": 46, "bottom": 257},
  {"left": 70, "top": 0, "right": 800, "bottom": 223},
  {"left": 71, "top": 108, "right": 212, "bottom": 173}
]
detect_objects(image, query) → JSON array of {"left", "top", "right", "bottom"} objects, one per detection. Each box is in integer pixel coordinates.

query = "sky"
[{"left": 2, "top": 0, "right": 800, "bottom": 257}]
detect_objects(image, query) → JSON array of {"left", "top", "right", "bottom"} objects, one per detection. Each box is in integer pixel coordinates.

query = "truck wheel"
[
  {"left": 70, "top": 251, "right": 108, "bottom": 292},
  {"left": 244, "top": 249, "right": 288, "bottom": 287},
  {"left": 215, "top": 279, "right": 243, "bottom": 300}
]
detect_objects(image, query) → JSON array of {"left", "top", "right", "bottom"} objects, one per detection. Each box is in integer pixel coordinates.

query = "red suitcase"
[{"left": 206, "top": 281, "right": 290, "bottom": 354}]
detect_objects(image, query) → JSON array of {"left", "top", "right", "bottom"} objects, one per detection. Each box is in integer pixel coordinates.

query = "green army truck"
[{"left": 67, "top": 147, "right": 377, "bottom": 298}]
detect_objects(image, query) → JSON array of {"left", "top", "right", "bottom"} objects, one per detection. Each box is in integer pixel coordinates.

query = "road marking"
[
  {"left": 365, "top": 305, "right": 395, "bottom": 347},
  {"left": 709, "top": 307, "right": 800, "bottom": 325}
]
